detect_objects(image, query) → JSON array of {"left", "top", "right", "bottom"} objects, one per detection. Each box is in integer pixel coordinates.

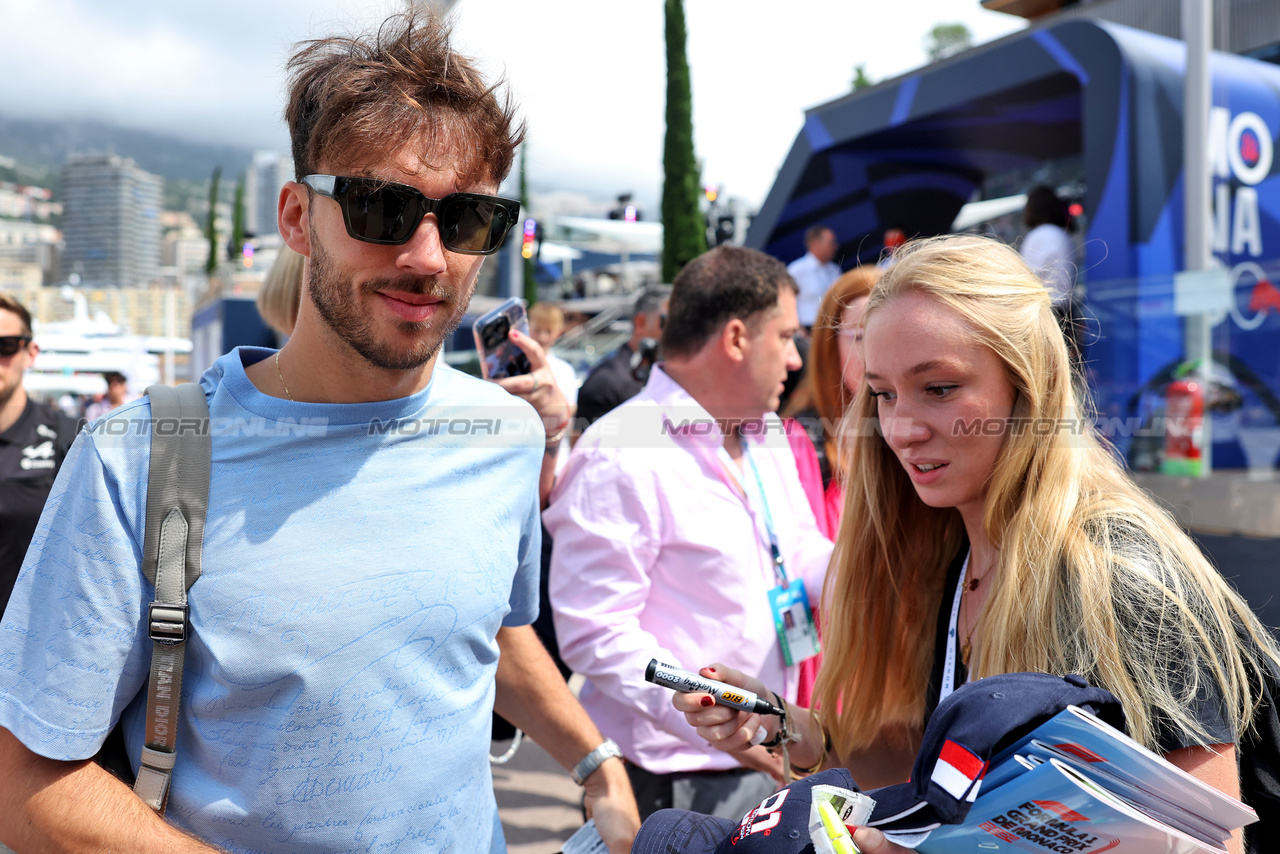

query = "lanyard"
[
  {"left": 743, "top": 445, "right": 790, "bottom": 587},
  {"left": 691, "top": 426, "right": 815, "bottom": 673},
  {"left": 701, "top": 434, "right": 790, "bottom": 588},
  {"left": 940, "top": 552, "right": 971, "bottom": 705}
]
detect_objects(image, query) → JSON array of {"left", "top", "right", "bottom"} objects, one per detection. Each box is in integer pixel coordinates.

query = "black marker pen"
[{"left": 645, "top": 659, "right": 785, "bottom": 716}]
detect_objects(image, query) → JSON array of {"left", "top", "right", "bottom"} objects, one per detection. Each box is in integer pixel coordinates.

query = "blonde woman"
[
  {"left": 256, "top": 245, "right": 306, "bottom": 337},
  {"left": 675, "top": 235, "right": 1280, "bottom": 854}
]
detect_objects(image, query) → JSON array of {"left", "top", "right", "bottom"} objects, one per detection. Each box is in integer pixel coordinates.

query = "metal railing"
[{"left": 552, "top": 296, "right": 636, "bottom": 372}]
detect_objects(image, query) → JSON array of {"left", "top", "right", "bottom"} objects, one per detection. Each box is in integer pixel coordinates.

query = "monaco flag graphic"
[{"left": 932, "top": 738, "right": 986, "bottom": 801}]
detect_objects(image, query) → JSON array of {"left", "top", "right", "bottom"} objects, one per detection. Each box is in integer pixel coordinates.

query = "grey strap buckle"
[{"left": 148, "top": 602, "right": 188, "bottom": 644}]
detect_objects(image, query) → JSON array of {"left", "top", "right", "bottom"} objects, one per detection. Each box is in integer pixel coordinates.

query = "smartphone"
[{"left": 473, "top": 297, "right": 533, "bottom": 379}]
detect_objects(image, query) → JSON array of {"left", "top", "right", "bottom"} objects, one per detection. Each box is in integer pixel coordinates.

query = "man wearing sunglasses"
[
  {"left": 0, "top": 294, "right": 78, "bottom": 614},
  {"left": 0, "top": 11, "right": 637, "bottom": 854}
]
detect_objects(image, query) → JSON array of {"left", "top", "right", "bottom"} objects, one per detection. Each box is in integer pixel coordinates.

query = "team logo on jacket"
[{"left": 20, "top": 440, "right": 55, "bottom": 470}]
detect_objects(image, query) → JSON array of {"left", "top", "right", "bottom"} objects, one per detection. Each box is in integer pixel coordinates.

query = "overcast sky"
[{"left": 0, "top": 0, "right": 1026, "bottom": 210}]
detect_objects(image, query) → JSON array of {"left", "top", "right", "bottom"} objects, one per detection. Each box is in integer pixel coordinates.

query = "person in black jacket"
[
  {"left": 0, "top": 293, "right": 77, "bottom": 604},
  {"left": 574, "top": 286, "right": 668, "bottom": 436}
]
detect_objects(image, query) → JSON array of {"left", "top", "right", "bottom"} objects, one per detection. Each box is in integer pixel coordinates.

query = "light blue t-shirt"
[{"left": 0, "top": 348, "right": 543, "bottom": 854}]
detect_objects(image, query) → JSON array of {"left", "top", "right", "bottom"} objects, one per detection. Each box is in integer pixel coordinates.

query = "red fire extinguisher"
[{"left": 1162, "top": 364, "right": 1204, "bottom": 477}]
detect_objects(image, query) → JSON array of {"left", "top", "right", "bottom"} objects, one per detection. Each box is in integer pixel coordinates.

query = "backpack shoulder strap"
[{"left": 133, "top": 382, "right": 210, "bottom": 813}]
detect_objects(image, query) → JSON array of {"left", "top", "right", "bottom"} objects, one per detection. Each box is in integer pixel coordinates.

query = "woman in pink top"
[
  {"left": 782, "top": 266, "right": 880, "bottom": 706},
  {"left": 782, "top": 266, "right": 881, "bottom": 537}
]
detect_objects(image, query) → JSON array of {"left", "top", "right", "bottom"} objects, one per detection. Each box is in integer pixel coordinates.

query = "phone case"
[{"left": 473, "top": 297, "right": 533, "bottom": 379}]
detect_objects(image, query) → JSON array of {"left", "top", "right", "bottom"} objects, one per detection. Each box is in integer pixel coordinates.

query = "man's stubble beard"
[
  {"left": 0, "top": 359, "right": 26, "bottom": 412},
  {"left": 306, "top": 233, "right": 476, "bottom": 372},
  {"left": 0, "top": 377, "right": 19, "bottom": 412}
]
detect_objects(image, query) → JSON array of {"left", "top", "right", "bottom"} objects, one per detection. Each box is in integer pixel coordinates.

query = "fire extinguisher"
[{"left": 1161, "top": 362, "right": 1204, "bottom": 477}]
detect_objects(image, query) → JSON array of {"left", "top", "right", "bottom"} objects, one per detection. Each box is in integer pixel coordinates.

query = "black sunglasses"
[
  {"left": 302, "top": 174, "right": 520, "bottom": 254},
  {"left": 0, "top": 335, "right": 32, "bottom": 357}
]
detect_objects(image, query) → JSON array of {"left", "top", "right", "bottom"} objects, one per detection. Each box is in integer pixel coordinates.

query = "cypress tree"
[
  {"left": 229, "top": 173, "right": 246, "bottom": 261},
  {"left": 204, "top": 165, "right": 221, "bottom": 275},
  {"left": 661, "top": 0, "right": 706, "bottom": 283}
]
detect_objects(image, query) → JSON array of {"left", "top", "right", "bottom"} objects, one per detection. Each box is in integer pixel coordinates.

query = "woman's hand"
[
  {"left": 734, "top": 744, "right": 786, "bottom": 784},
  {"left": 489, "top": 328, "right": 571, "bottom": 507},
  {"left": 490, "top": 329, "right": 570, "bottom": 441},
  {"left": 670, "top": 664, "right": 779, "bottom": 754},
  {"left": 852, "top": 827, "right": 914, "bottom": 854}
]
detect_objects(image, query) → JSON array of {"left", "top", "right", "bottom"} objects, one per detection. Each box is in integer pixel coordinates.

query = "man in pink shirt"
[{"left": 545, "top": 246, "right": 835, "bottom": 822}]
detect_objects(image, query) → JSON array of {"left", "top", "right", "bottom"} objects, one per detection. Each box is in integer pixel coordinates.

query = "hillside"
[
  {"left": 0, "top": 114, "right": 255, "bottom": 185},
  {"left": 0, "top": 115, "right": 266, "bottom": 220}
]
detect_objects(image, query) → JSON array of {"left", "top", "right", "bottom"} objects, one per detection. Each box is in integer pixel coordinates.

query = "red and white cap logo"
[{"left": 931, "top": 739, "right": 986, "bottom": 801}]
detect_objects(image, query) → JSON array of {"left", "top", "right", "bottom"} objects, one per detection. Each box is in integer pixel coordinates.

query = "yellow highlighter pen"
[{"left": 817, "top": 799, "right": 860, "bottom": 854}]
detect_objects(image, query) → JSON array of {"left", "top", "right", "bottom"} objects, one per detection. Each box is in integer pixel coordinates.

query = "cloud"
[
  {"left": 2, "top": 0, "right": 283, "bottom": 147},
  {"left": 0, "top": 0, "right": 1025, "bottom": 205}
]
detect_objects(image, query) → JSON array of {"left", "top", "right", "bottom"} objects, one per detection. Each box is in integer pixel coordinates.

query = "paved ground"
[{"left": 492, "top": 733, "right": 586, "bottom": 854}]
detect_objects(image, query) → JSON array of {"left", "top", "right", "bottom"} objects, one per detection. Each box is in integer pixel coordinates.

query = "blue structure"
[
  {"left": 191, "top": 296, "right": 277, "bottom": 379},
  {"left": 750, "top": 20, "right": 1280, "bottom": 470}
]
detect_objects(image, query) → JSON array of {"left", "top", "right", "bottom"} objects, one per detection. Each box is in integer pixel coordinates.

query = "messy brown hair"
[
  {"left": 285, "top": 10, "right": 524, "bottom": 189},
  {"left": 0, "top": 293, "right": 33, "bottom": 336}
]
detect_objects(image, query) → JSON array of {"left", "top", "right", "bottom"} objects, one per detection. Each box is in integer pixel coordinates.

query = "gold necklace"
[
  {"left": 960, "top": 559, "right": 994, "bottom": 667},
  {"left": 274, "top": 351, "right": 294, "bottom": 401},
  {"left": 959, "top": 591, "right": 973, "bottom": 667}
]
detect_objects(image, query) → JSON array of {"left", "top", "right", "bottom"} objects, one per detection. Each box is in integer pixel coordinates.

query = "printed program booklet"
[{"left": 902, "top": 705, "right": 1254, "bottom": 853}]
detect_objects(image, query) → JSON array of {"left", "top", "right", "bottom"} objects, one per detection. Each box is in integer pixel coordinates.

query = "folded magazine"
[{"left": 908, "top": 705, "right": 1255, "bottom": 853}]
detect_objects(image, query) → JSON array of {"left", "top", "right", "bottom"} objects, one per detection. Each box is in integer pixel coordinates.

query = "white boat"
[{"left": 25, "top": 288, "right": 192, "bottom": 401}]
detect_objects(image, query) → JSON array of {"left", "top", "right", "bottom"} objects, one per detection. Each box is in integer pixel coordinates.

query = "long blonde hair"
[{"left": 816, "top": 234, "right": 1279, "bottom": 757}]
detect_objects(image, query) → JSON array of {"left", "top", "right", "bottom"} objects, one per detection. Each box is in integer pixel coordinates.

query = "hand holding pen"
[
  {"left": 664, "top": 662, "right": 783, "bottom": 752},
  {"left": 646, "top": 660, "right": 784, "bottom": 716}
]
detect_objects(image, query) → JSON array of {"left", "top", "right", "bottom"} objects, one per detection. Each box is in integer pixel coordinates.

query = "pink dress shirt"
[{"left": 544, "top": 366, "right": 834, "bottom": 774}]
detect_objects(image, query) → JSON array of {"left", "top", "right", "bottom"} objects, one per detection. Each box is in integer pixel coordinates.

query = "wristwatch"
[{"left": 570, "top": 738, "right": 623, "bottom": 786}]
